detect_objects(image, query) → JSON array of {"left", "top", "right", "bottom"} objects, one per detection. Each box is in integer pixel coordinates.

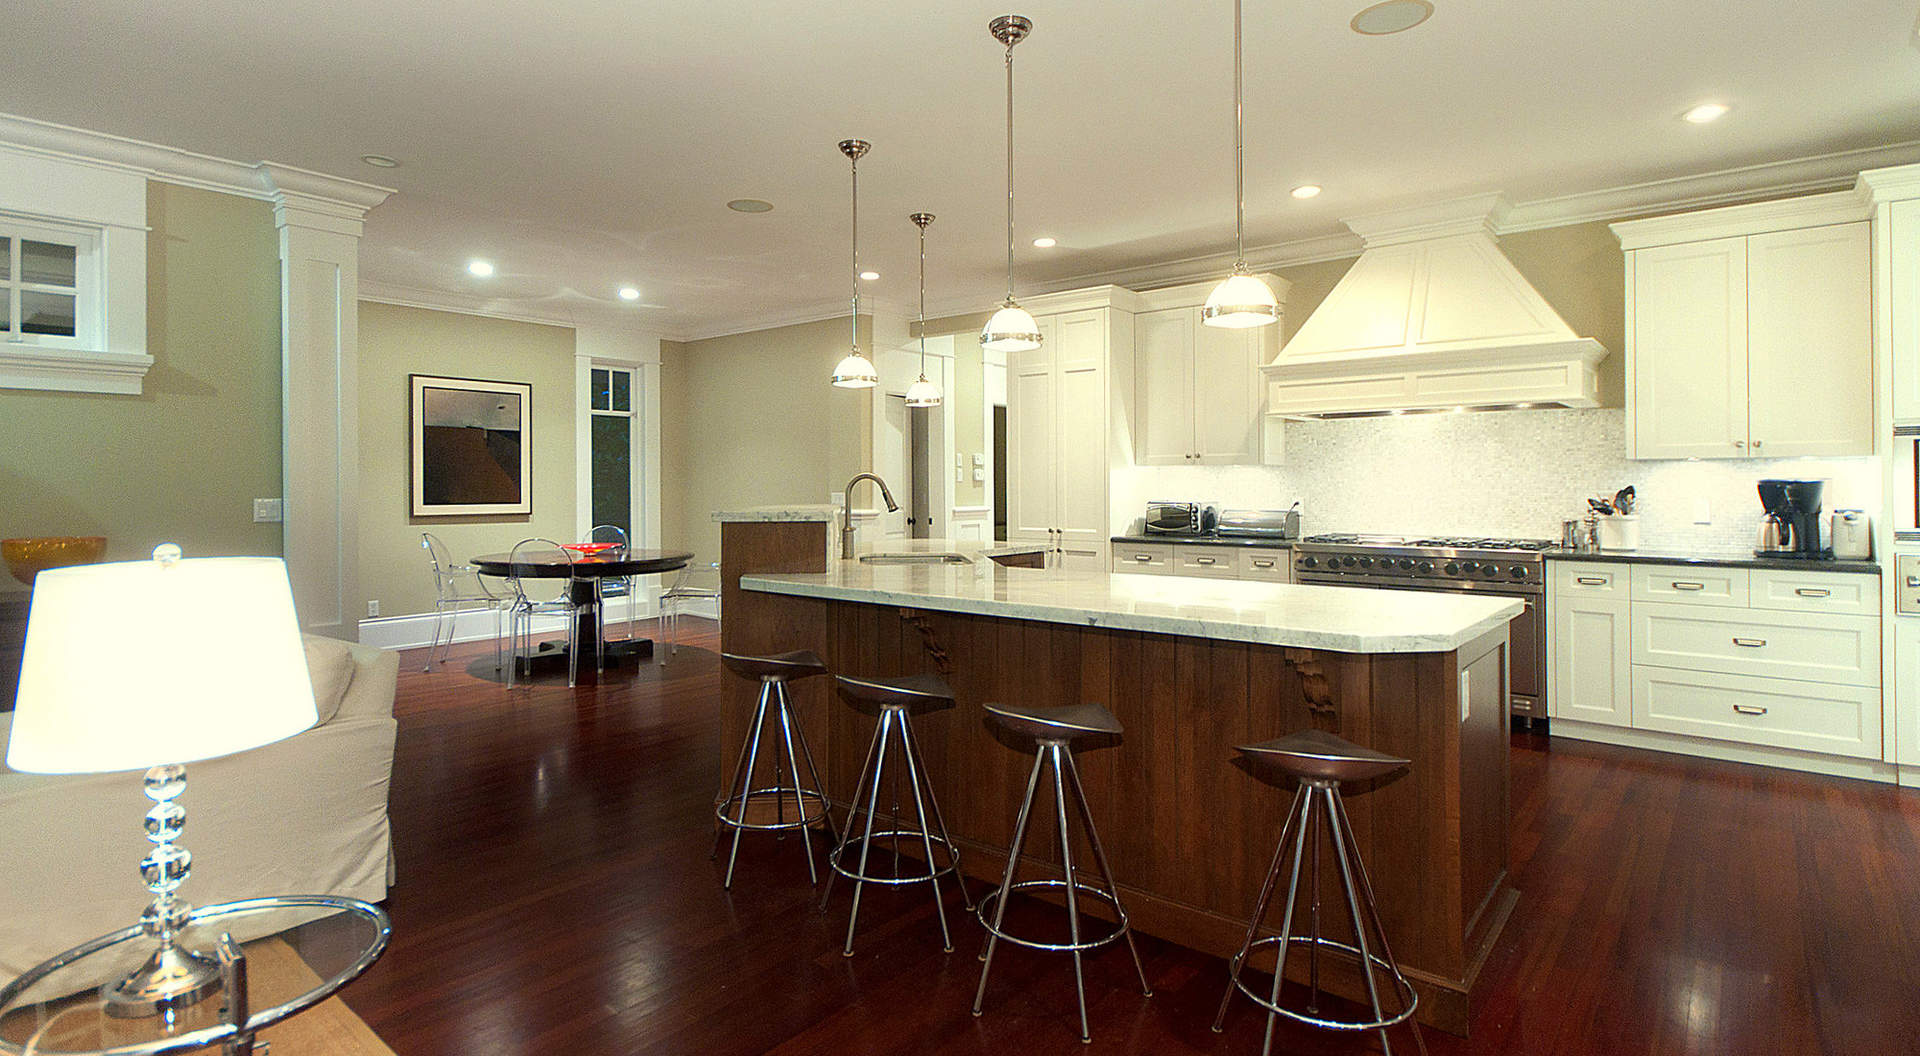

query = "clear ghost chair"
[
  {"left": 420, "top": 531, "right": 509, "bottom": 674},
  {"left": 505, "top": 538, "right": 598, "bottom": 689},
  {"left": 658, "top": 558, "right": 720, "bottom": 660},
  {"left": 587, "top": 523, "right": 632, "bottom": 644}
]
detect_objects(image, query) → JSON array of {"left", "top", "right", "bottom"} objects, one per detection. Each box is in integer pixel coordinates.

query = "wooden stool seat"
[
  {"left": 982, "top": 700, "right": 1121, "bottom": 741},
  {"left": 1238, "top": 728, "right": 1408, "bottom": 784},
  {"left": 834, "top": 672, "right": 955, "bottom": 711},
  {"left": 721, "top": 649, "right": 829, "bottom": 681}
]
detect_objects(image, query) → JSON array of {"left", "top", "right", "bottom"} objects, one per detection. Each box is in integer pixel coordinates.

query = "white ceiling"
[{"left": 4, "top": 1, "right": 1919, "bottom": 340}]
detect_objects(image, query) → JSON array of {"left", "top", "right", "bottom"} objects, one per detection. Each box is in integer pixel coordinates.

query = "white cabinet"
[
  {"left": 1897, "top": 616, "right": 1920, "bottom": 766},
  {"left": 1549, "top": 561, "right": 1631, "bottom": 726},
  {"left": 1615, "top": 197, "right": 1872, "bottom": 460},
  {"left": 1890, "top": 199, "right": 1920, "bottom": 420},
  {"left": 1135, "top": 305, "right": 1267, "bottom": 465}
]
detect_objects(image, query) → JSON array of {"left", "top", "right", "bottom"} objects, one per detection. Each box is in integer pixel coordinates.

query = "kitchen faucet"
[{"left": 841, "top": 473, "right": 899, "bottom": 556}]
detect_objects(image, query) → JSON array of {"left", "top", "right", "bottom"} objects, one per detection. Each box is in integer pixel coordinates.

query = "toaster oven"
[{"left": 1145, "top": 502, "right": 1215, "bottom": 535}]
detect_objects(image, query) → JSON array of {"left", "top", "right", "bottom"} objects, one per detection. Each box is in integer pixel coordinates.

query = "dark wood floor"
[{"left": 345, "top": 621, "right": 1920, "bottom": 1055}]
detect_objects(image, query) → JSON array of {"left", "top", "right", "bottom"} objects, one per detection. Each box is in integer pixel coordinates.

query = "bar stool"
[
  {"left": 1212, "top": 729, "right": 1427, "bottom": 1056},
  {"left": 972, "top": 701, "right": 1152, "bottom": 1044},
  {"left": 715, "top": 650, "right": 838, "bottom": 890},
  {"left": 821, "top": 672, "right": 973, "bottom": 956}
]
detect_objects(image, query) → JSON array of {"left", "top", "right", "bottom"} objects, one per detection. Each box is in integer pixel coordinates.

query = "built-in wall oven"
[{"left": 1292, "top": 535, "right": 1549, "bottom": 721}]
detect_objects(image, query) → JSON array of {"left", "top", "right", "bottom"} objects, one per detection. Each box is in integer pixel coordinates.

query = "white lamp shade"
[
  {"left": 6, "top": 556, "right": 317, "bottom": 774},
  {"left": 980, "top": 305, "right": 1043, "bottom": 352},
  {"left": 831, "top": 350, "right": 879, "bottom": 388},
  {"left": 1202, "top": 272, "right": 1282, "bottom": 329},
  {"left": 904, "top": 375, "right": 943, "bottom": 408}
]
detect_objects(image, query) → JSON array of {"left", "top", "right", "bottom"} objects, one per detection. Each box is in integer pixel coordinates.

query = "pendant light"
[
  {"left": 1202, "top": 0, "right": 1281, "bottom": 329},
  {"left": 979, "top": 15, "right": 1042, "bottom": 353},
  {"left": 831, "top": 138, "right": 881, "bottom": 388},
  {"left": 904, "top": 212, "right": 943, "bottom": 408}
]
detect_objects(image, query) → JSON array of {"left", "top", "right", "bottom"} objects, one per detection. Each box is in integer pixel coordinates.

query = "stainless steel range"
[{"left": 1293, "top": 534, "right": 1549, "bottom": 721}]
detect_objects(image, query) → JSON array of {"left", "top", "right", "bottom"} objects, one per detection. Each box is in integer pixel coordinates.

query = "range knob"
[
  {"left": 1399, "top": 559, "right": 1415, "bottom": 571},
  {"left": 1341, "top": 556, "right": 1357, "bottom": 568},
  {"left": 1443, "top": 562, "right": 1459, "bottom": 575},
  {"left": 1460, "top": 561, "right": 1479, "bottom": 574},
  {"left": 1417, "top": 561, "right": 1434, "bottom": 575},
  {"left": 1301, "top": 556, "right": 1318, "bottom": 569},
  {"left": 1510, "top": 565, "right": 1529, "bottom": 579},
  {"left": 1357, "top": 556, "right": 1374, "bottom": 569}
]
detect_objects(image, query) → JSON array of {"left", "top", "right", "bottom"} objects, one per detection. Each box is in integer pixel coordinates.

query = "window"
[
  {"left": 590, "top": 367, "right": 635, "bottom": 540},
  {"left": 0, "top": 217, "right": 101, "bottom": 352}
]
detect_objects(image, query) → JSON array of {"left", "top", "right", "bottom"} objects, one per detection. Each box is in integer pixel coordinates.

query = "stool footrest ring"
[
  {"left": 975, "top": 879, "right": 1132, "bottom": 953},
  {"left": 715, "top": 787, "right": 833, "bottom": 832},
  {"left": 1228, "top": 934, "right": 1418, "bottom": 1032},
  {"left": 827, "top": 831, "right": 964, "bottom": 886}
]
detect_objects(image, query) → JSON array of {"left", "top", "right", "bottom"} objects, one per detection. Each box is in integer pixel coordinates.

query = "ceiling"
[{"left": 5, "top": 1, "right": 1919, "bottom": 341}]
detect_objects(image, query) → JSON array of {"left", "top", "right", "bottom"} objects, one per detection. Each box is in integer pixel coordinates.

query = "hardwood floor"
[{"left": 346, "top": 621, "right": 1920, "bottom": 1055}]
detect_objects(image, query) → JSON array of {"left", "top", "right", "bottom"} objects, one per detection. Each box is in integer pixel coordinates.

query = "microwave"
[{"left": 1145, "top": 502, "right": 1215, "bottom": 535}]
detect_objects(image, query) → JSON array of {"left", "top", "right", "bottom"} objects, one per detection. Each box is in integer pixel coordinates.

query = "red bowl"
[{"left": 562, "top": 542, "right": 618, "bottom": 555}]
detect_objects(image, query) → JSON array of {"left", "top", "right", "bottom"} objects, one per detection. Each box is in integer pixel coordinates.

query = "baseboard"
[
  {"left": 1552, "top": 719, "right": 1905, "bottom": 785},
  {"left": 358, "top": 594, "right": 660, "bottom": 651}
]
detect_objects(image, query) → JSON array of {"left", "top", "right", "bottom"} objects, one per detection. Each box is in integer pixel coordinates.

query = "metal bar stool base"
[
  {"left": 974, "top": 878, "right": 1133, "bottom": 953},
  {"left": 1227, "top": 934, "right": 1418, "bottom": 1033},
  {"left": 714, "top": 677, "right": 835, "bottom": 890}
]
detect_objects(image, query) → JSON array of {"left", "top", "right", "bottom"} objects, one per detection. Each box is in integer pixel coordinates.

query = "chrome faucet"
[{"left": 841, "top": 473, "right": 899, "bottom": 556}]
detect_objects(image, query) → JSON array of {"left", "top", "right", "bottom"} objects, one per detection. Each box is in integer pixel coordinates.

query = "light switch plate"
[
  {"left": 955, "top": 452, "right": 964, "bottom": 467},
  {"left": 252, "top": 498, "right": 284, "bottom": 523},
  {"left": 955, "top": 466, "right": 965, "bottom": 482},
  {"left": 973, "top": 468, "right": 984, "bottom": 481},
  {"left": 972, "top": 452, "right": 985, "bottom": 466}
]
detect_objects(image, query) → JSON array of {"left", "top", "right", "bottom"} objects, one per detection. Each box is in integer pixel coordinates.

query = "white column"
[{"left": 260, "top": 165, "right": 390, "bottom": 639}]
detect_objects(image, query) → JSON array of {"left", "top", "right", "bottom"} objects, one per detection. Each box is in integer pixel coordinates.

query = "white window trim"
[
  {"left": 1, "top": 214, "right": 101, "bottom": 352},
  {"left": 0, "top": 146, "right": 151, "bottom": 394}
]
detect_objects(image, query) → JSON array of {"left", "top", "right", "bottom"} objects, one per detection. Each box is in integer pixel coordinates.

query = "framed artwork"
[{"left": 410, "top": 374, "right": 533, "bottom": 517}]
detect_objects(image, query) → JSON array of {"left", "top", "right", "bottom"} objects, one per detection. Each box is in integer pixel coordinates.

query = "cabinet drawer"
[
  {"left": 1631, "top": 665, "right": 1880, "bottom": 759},
  {"left": 1748, "top": 568, "right": 1879, "bottom": 616},
  {"left": 1112, "top": 543, "right": 1172, "bottom": 573},
  {"left": 1552, "top": 561, "right": 1625, "bottom": 597},
  {"left": 1171, "top": 546, "right": 1238, "bottom": 578},
  {"left": 1630, "top": 565, "right": 1748, "bottom": 606},
  {"left": 1237, "top": 548, "right": 1293, "bottom": 582},
  {"left": 1632, "top": 602, "right": 1879, "bottom": 687}
]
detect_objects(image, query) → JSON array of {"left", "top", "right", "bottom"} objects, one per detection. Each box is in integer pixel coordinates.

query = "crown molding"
[
  {"left": 359, "top": 281, "right": 582, "bottom": 330},
  {"left": 1858, "top": 162, "right": 1920, "bottom": 205},
  {"left": 1610, "top": 190, "right": 1869, "bottom": 249},
  {"left": 673, "top": 296, "right": 914, "bottom": 344},
  {"left": 0, "top": 111, "right": 393, "bottom": 214}
]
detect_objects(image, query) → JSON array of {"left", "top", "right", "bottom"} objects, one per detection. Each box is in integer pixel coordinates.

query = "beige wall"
[
  {"left": 951, "top": 338, "right": 986, "bottom": 508},
  {"left": 660, "top": 316, "right": 871, "bottom": 560},
  {"left": 0, "top": 182, "right": 282, "bottom": 587},
  {"left": 356, "top": 302, "right": 577, "bottom": 618}
]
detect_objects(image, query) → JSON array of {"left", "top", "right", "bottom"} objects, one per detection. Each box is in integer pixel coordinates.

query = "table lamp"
[{"left": 5, "top": 545, "right": 317, "bottom": 1017}]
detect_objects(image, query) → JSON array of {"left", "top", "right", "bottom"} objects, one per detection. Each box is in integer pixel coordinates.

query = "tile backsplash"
[{"left": 1113, "top": 408, "right": 1881, "bottom": 553}]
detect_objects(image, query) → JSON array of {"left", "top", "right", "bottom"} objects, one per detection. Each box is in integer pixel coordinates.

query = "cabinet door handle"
[
  {"left": 1732, "top": 637, "right": 1767, "bottom": 648},
  {"left": 1670, "top": 581, "right": 1706, "bottom": 591},
  {"left": 1908, "top": 576, "right": 1920, "bottom": 589},
  {"left": 1733, "top": 704, "right": 1769, "bottom": 716},
  {"left": 1794, "top": 588, "right": 1831, "bottom": 598},
  {"left": 1253, "top": 559, "right": 1275, "bottom": 569},
  {"left": 1751, "top": 439, "right": 1763, "bottom": 449},
  {"left": 1575, "top": 576, "right": 1608, "bottom": 586},
  {"left": 1133, "top": 554, "right": 1153, "bottom": 562},
  {"left": 1195, "top": 557, "right": 1217, "bottom": 565},
  {"left": 1733, "top": 439, "right": 1746, "bottom": 449}
]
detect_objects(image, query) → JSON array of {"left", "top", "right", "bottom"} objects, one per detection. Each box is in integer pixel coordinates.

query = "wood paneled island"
[{"left": 716, "top": 510, "right": 1521, "bottom": 1035}]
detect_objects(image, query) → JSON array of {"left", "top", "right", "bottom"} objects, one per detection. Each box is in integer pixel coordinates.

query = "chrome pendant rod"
[
  {"left": 913, "top": 212, "right": 933, "bottom": 370},
  {"left": 1233, "top": 0, "right": 1247, "bottom": 270},
  {"left": 1004, "top": 36, "right": 1015, "bottom": 301}
]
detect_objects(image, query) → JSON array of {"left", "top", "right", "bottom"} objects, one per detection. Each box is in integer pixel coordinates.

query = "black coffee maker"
[{"left": 1756, "top": 479, "right": 1830, "bottom": 559}]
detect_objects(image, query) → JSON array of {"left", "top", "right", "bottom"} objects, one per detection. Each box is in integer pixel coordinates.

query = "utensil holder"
[{"left": 1597, "top": 515, "right": 1639, "bottom": 551}]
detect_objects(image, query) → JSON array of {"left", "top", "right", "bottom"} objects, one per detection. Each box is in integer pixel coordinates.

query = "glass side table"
[{"left": 0, "top": 896, "right": 390, "bottom": 1056}]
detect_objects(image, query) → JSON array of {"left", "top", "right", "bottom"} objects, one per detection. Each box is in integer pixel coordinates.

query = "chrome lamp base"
[
  {"left": 101, "top": 941, "right": 222, "bottom": 1018},
  {"left": 99, "top": 761, "right": 224, "bottom": 1019}
]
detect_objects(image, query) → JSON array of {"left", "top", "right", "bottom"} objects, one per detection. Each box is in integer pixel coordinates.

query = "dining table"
[{"left": 470, "top": 547, "right": 693, "bottom": 676}]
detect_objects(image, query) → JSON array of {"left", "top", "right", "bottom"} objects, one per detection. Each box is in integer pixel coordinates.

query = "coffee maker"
[{"left": 1756, "top": 479, "right": 1831, "bottom": 559}]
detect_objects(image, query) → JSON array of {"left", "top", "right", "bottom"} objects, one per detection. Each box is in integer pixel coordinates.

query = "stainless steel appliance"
[
  {"left": 1832, "top": 509, "right": 1871, "bottom": 560},
  {"left": 1216, "top": 506, "right": 1300, "bottom": 540},
  {"left": 1293, "top": 534, "right": 1549, "bottom": 721},
  {"left": 1144, "top": 501, "right": 1216, "bottom": 535},
  {"left": 1756, "top": 479, "right": 1830, "bottom": 559}
]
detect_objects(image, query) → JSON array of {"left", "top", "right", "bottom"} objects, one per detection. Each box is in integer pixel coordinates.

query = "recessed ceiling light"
[
  {"left": 618, "top": 287, "right": 640, "bottom": 301},
  {"left": 1032, "top": 236, "right": 1057, "bottom": 248},
  {"left": 1291, "top": 184, "right": 1323, "bottom": 199},
  {"left": 727, "top": 198, "right": 774, "bottom": 213},
  {"left": 859, "top": 271, "right": 880, "bottom": 281},
  {"left": 1351, "top": 0, "right": 1433, "bottom": 35},
  {"left": 360, "top": 154, "right": 400, "bottom": 169},
  {"left": 1682, "top": 102, "right": 1730, "bottom": 124},
  {"left": 466, "top": 259, "right": 494, "bottom": 278}
]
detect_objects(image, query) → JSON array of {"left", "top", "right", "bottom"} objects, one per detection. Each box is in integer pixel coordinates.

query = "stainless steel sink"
[{"left": 856, "top": 552, "right": 973, "bottom": 565}]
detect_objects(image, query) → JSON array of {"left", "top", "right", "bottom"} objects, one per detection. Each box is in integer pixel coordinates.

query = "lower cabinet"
[
  {"left": 1109, "top": 542, "right": 1294, "bottom": 584},
  {"left": 1549, "top": 560, "right": 1882, "bottom": 761}
]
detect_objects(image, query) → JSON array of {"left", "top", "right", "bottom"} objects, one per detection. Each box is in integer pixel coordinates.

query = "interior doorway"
[{"left": 992, "top": 404, "right": 1008, "bottom": 542}]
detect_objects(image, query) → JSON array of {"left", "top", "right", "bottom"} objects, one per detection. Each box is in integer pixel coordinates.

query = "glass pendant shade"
[
  {"left": 831, "top": 350, "right": 879, "bottom": 388},
  {"left": 1202, "top": 271, "right": 1282, "bottom": 329},
  {"left": 904, "top": 374, "right": 942, "bottom": 407},
  {"left": 981, "top": 303, "right": 1042, "bottom": 352}
]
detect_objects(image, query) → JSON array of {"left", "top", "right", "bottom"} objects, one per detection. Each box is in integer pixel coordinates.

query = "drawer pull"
[
  {"left": 1575, "top": 576, "right": 1609, "bottom": 586},
  {"left": 1908, "top": 576, "right": 1920, "bottom": 589},
  {"left": 1132, "top": 554, "right": 1153, "bottom": 562},
  {"left": 1196, "top": 557, "right": 1218, "bottom": 566},
  {"left": 1252, "top": 559, "right": 1276, "bottom": 569},
  {"left": 1670, "top": 581, "right": 1706, "bottom": 591},
  {"left": 1794, "top": 588, "right": 1831, "bottom": 598},
  {"left": 1732, "top": 637, "right": 1767, "bottom": 648},
  {"left": 1732, "top": 704, "right": 1769, "bottom": 717}
]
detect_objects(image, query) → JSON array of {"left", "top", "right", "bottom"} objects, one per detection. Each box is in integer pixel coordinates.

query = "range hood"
[{"left": 1261, "top": 194, "right": 1607, "bottom": 418}]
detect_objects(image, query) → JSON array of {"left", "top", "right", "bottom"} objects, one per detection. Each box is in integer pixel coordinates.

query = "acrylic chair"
[
  {"left": 658, "top": 558, "right": 720, "bottom": 660},
  {"left": 587, "top": 523, "right": 632, "bottom": 646},
  {"left": 504, "top": 538, "right": 600, "bottom": 689},
  {"left": 420, "top": 531, "right": 509, "bottom": 674}
]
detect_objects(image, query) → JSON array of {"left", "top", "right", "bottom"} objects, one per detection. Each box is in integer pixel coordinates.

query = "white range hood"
[{"left": 1262, "top": 194, "right": 1608, "bottom": 418}]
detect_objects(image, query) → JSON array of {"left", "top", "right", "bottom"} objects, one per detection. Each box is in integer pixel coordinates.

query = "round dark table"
[{"left": 472, "top": 548, "right": 693, "bottom": 675}]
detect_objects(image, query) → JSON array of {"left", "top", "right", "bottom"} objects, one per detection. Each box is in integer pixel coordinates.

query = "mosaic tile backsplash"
[{"left": 1113, "top": 408, "right": 1882, "bottom": 555}]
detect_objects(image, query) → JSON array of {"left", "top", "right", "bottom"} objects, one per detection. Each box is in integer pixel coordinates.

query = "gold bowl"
[{"left": 2, "top": 537, "right": 108, "bottom": 586}]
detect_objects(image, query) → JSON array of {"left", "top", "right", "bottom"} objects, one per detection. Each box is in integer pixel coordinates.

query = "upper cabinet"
[
  {"left": 1614, "top": 194, "right": 1873, "bottom": 460},
  {"left": 1132, "top": 278, "right": 1284, "bottom": 466}
]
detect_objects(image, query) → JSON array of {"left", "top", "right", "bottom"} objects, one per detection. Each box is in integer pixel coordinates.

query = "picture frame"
[{"left": 409, "top": 374, "right": 533, "bottom": 517}]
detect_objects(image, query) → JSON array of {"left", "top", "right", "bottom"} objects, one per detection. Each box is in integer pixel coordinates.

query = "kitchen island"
[{"left": 715, "top": 510, "right": 1521, "bottom": 1034}]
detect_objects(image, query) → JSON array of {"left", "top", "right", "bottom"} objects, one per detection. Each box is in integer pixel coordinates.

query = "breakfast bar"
[{"left": 715, "top": 509, "right": 1523, "bottom": 1034}]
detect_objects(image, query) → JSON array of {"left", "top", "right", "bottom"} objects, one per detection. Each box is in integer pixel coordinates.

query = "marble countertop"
[
  {"left": 1546, "top": 549, "right": 1880, "bottom": 574},
  {"left": 1110, "top": 534, "right": 1296, "bottom": 549},
  {"left": 742, "top": 564, "right": 1521, "bottom": 654},
  {"left": 712, "top": 504, "right": 839, "bottom": 523},
  {"left": 849, "top": 538, "right": 1047, "bottom": 559}
]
